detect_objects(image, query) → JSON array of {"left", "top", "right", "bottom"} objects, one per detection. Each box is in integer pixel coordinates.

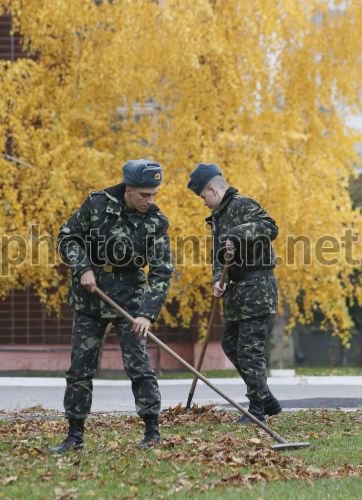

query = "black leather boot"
[
  {"left": 139, "top": 415, "right": 160, "bottom": 448},
  {"left": 239, "top": 399, "right": 266, "bottom": 425},
  {"left": 264, "top": 392, "right": 282, "bottom": 416},
  {"left": 50, "top": 418, "right": 85, "bottom": 454}
]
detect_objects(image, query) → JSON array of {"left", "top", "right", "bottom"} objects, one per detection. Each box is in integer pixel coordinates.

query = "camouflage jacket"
[
  {"left": 58, "top": 184, "right": 174, "bottom": 320},
  {"left": 206, "top": 187, "right": 278, "bottom": 321}
]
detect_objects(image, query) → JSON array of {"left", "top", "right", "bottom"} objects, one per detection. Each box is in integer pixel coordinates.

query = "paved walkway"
[{"left": 0, "top": 376, "right": 361, "bottom": 413}]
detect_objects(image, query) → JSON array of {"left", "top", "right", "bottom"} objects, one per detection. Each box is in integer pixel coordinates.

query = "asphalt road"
[{"left": 0, "top": 377, "right": 361, "bottom": 414}]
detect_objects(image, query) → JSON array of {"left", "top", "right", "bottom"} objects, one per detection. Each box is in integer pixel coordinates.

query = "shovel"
[{"left": 95, "top": 286, "right": 310, "bottom": 451}]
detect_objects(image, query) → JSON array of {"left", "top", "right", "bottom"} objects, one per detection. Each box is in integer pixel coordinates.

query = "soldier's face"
[
  {"left": 125, "top": 186, "right": 158, "bottom": 213},
  {"left": 200, "top": 186, "right": 220, "bottom": 210}
]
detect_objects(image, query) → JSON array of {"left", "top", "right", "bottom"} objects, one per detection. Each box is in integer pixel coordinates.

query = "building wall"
[{"left": 0, "top": 341, "right": 234, "bottom": 372}]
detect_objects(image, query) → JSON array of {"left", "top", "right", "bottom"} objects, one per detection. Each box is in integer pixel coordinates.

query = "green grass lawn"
[
  {"left": 294, "top": 366, "right": 362, "bottom": 376},
  {"left": 0, "top": 407, "right": 361, "bottom": 499}
]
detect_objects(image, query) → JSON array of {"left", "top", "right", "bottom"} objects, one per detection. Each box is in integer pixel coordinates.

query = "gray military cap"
[
  {"left": 122, "top": 159, "right": 163, "bottom": 187},
  {"left": 187, "top": 163, "right": 222, "bottom": 195}
]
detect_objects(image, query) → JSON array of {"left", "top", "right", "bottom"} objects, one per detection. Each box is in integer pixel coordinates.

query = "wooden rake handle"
[
  {"left": 94, "top": 286, "right": 288, "bottom": 445},
  {"left": 186, "top": 260, "right": 231, "bottom": 408}
]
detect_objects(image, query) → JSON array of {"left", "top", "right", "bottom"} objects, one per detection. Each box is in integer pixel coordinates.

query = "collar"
[
  {"left": 104, "top": 184, "right": 159, "bottom": 215},
  {"left": 205, "top": 186, "right": 238, "bottom": 224},
  {"left": 219, "top": 187, "right": 238, "bottom": 208}
]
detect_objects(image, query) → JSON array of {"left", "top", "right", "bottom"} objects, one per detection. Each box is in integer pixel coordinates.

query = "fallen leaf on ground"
[{"left": 1, "top": 476, "right": 17, "bottom": 486}]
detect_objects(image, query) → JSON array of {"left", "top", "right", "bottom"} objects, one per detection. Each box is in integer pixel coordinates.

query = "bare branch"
[{"left": 2, "top": 154, "right": 34, "bottom": 169}]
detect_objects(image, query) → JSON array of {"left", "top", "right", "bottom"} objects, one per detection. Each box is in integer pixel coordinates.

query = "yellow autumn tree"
[{"left": 0, "top": 0, "right": 361, "bottom": 344}]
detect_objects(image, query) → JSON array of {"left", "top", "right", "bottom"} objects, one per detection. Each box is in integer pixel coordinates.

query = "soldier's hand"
[
  {"left": 213, "top": 280, "right": 226, "bottom": 297},
  {"left": 225, "top": 239, "right": 236, "bottom": 256},
  {"left": 133, "top": 316, "right": 151, "bottom": 338},
  {"left": 80, "top": 270, "right": 97, "bottom": 293}
]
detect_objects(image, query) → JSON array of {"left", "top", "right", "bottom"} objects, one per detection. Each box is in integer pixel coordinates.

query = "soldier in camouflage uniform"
[
  {"left": 50, "top": 159, "right": 173, "bottom": 453},
  {"left": 188, "top": 163, "right": 281, "bottom": 424}
]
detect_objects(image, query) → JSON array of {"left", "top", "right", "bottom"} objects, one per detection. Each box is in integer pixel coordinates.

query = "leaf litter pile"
[{"left": 0, "top": 404, "right": 361, "bottom": 496}]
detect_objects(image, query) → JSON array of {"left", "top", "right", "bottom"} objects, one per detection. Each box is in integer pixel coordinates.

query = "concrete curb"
[{"left": 0, "top": 376, "right": 361, "bottom": 387}]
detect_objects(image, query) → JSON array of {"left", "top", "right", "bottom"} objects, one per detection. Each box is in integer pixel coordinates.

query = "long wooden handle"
[
  {"left": 94, "top": 285, "right": 287, "bottom": 444},
  {"left": 186, "top": 262, "right": 230, "bottom": 408}
]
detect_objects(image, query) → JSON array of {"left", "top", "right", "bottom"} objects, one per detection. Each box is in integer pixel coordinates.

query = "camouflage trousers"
[
  {"left": 64, "top": 312, "right": 161, "bottom": 419},
  {"left": 221, "top": 314, "right": 270, "bottom": 402}
]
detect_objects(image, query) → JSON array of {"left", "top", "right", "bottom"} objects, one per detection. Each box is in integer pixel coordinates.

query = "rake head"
[{"left": 271, "top": 442, "right": 310, "bottom": 451}]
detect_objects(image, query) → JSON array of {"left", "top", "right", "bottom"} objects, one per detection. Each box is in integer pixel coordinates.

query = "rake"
[{"left": 95, "top": 286, "right": 310, "bottom": 451}]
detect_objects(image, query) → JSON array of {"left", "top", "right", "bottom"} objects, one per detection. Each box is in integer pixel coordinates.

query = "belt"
[
  {"left": 103, "top": 265, "right": 115, "bottom": 273},
  {"left": 230, "top": 269, "right": 274, "bottom": 282},
  {"left": 102, "top": 265, "right": 135, "bottom": 273}
]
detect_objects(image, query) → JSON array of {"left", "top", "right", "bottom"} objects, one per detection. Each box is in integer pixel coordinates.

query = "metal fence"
[
  {"left": 0, "top": 14, "right": 24, "bottom": 61},
  {"left": 0, "top": 289, "right": 73, "bottom": 345}
]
